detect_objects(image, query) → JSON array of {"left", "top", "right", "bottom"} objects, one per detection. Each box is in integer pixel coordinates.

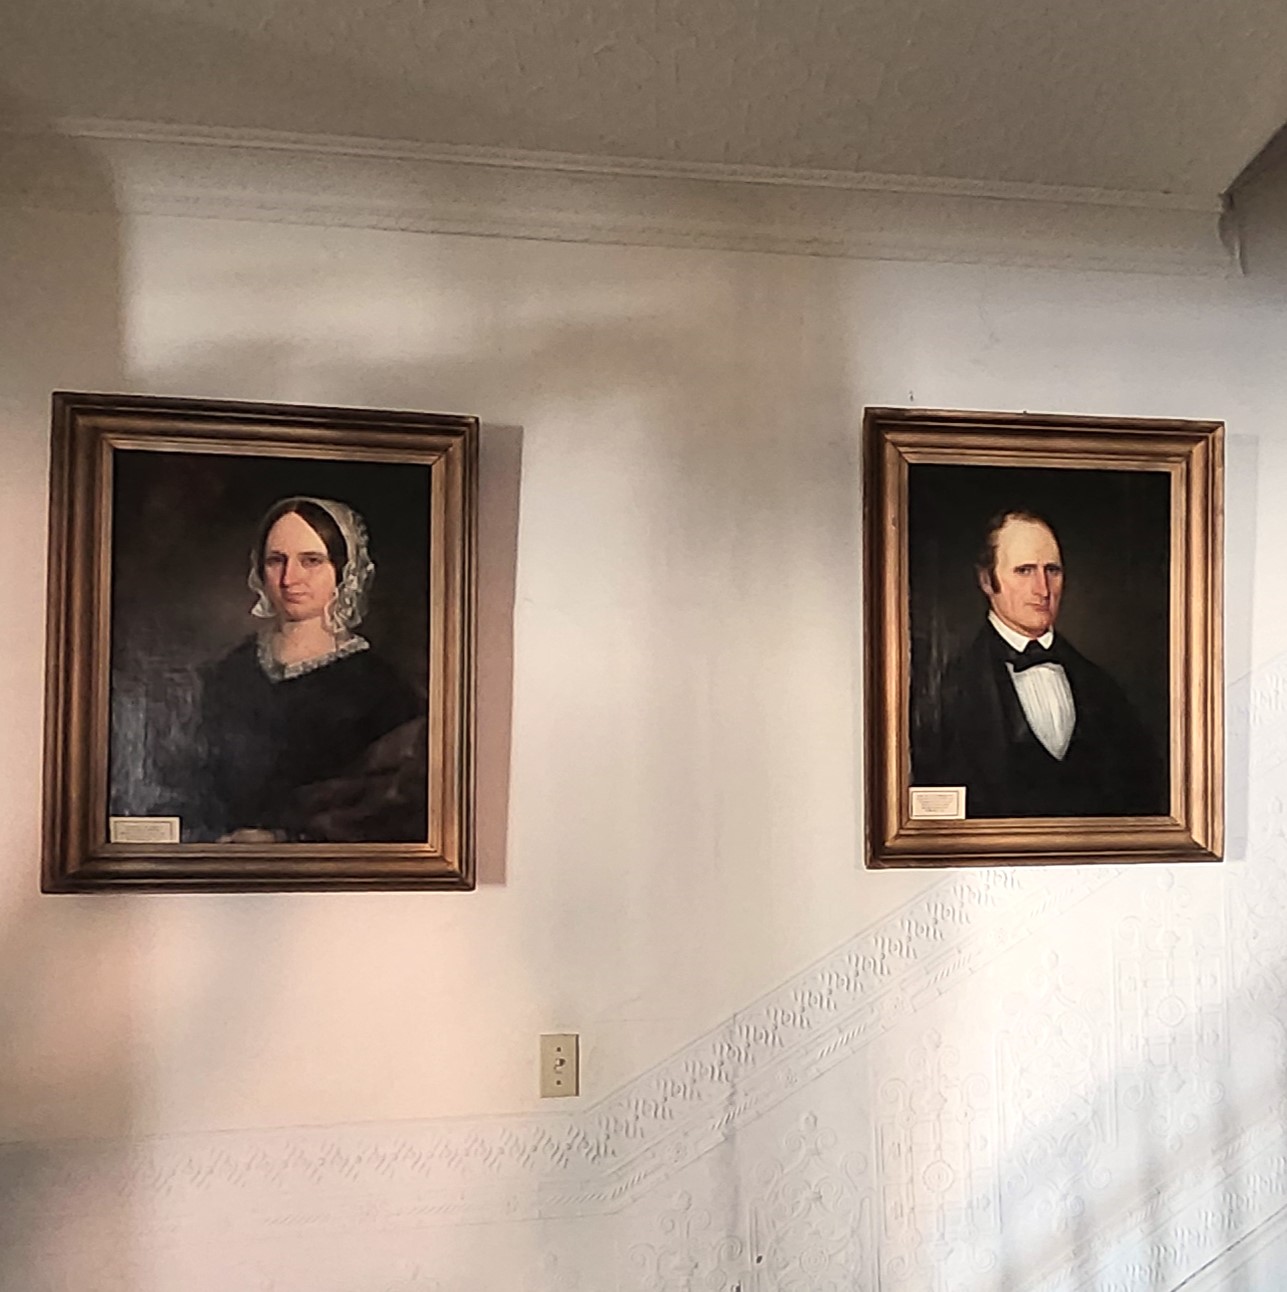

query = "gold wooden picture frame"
[
  {"left": 43, "top": 392, "right": 476, "bottom": 891},
  {"left": 864, "top": 407, "right": 1223, "bottom": 868}
]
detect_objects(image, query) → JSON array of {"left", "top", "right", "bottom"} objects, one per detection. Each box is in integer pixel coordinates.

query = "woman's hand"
[{"left": 217, "top": 828, "right": 285, "bottom": 844}]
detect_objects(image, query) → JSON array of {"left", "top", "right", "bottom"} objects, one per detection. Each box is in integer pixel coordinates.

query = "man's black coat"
[{"left": 912, "top": 624, "right": 1166, "bottom": 818}]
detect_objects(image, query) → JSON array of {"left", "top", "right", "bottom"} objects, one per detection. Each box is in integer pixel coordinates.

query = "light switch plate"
[{"left": 540, "top": 1033, "right": 579, "bottom": 1098}]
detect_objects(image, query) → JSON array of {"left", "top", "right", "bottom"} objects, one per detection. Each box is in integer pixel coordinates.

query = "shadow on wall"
[
  {"left": 5, "top": 11, "right": 542, "bottom": 1284},
  {"left": 121, "top": 229, "right": 861, "bottom": 1287},
  {"left": 1227, "top": 121, "right": 1287, "bottom": 284},
  {"left": 1223, "top": 431, "right": 1259, "bottom": 861},
  {"left": 0, "top": 91, "right": 141, "bottom": 1290},
  {"left": 982, "top": 928, "right": 1287, "bottom": 1292},
  {"left": 133, "top": 237, "right": 862, "bottom": 928},
  {"left": 5, "top": 0, "right": 866, "bottom": 1281}
]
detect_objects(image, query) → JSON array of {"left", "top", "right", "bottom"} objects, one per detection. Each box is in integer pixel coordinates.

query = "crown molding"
[
  {"left": 47, "top": 118, "right": 1224, "bottom": 210},
  {"left": 0, "top": 118, "right": 1236, "bottom": 275}
]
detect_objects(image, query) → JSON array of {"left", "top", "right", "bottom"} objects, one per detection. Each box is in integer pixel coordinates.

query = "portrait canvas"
[
  {"left": 43, "top": 393, "right": 477, "bottom": 891},
  {"left": 864, "top": 407, "right": 1222, "bottom": 869},
  {"left": 908, "top": 464, "right": 1170, "bottom": 820},
  {"left": 108, "top": 452, "right": 432, "bottom": 845}
]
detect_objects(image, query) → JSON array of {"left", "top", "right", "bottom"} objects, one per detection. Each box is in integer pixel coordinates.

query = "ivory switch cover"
[{"left": 539, "top": 1033, "right": 579, "bottom": 1098}]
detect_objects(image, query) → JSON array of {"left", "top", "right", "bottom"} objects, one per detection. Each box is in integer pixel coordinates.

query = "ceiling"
[{"left": 3, "top": 0, "right": 1287, "bottom": 201}]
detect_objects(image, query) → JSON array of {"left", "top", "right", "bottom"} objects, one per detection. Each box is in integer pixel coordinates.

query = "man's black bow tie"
[{"left": 1008, "top": 639, "right": 1062, "bottom": 673}]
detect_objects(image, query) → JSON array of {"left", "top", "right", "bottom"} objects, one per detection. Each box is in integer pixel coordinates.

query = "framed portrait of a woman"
[{"left": 43, "top": 392, "right": 476, "bottom": 890}]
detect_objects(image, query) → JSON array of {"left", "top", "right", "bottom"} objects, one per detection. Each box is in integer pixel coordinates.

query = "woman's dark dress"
[{"left": 193, "top": 638, "right": 426, "bottom": 842}]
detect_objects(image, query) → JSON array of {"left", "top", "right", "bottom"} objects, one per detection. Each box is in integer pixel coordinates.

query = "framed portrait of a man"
[
  {"left": 43, "top": 392, "right": 476, "bottom": 891},
  {"left": 863, "top": 407, "right": 1223, "bottom": 868}
]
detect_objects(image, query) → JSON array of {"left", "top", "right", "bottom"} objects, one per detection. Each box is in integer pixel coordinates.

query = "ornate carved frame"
[
  {"left": 864, "top": 406, "right": 1223, "bottom": 868},
  {"left": 43, "top": 392, "right": 477, "bottom": 891}
]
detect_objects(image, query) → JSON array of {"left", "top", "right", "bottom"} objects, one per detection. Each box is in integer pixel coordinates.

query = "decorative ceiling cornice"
[{"left": 2, "top": 118, "right": 1237, "bottom": 275}]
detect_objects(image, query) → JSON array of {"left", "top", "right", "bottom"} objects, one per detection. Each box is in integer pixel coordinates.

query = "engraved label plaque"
[
  {"left": 908, "top": 788, "right": 966, "bottom": 821},
  {"left": 109, "top": 816, "right": 181, "bottom": 844}
]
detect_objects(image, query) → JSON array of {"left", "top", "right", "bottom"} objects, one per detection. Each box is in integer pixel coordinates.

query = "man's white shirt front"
[{"left": 989, "top": 612, "right": 1076, "bottom": 761}]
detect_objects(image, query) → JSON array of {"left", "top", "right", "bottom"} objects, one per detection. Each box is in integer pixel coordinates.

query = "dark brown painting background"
[
  {"left": 107, "top": 449, "right": 431, "bottom": 819},
  {"left": 907, "top": 463, "right": 1172, "bottom": 788}
]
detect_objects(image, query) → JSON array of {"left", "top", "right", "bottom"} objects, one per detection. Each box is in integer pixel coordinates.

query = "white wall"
[{"left": 3, "top": 150, "right": 1287, "bottom": 1290}]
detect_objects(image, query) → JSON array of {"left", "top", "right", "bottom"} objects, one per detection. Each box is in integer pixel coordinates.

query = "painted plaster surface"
[{"left": 2, "top": 164, "right": 1287, "bottom": 1287}]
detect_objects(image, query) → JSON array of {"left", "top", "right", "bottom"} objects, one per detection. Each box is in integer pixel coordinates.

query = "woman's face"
[{"left": 261, "top": 510, "right": 339, "bottom": 624}]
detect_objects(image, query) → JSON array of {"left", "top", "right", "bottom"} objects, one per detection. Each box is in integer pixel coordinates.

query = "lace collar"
[{"left": 256, "top": 633, "right": 370, "bottom": 683}]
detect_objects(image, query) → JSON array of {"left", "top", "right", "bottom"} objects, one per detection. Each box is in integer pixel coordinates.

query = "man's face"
[{"left": 981, "top": 516, "right": 1064, "bottom": 638}]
